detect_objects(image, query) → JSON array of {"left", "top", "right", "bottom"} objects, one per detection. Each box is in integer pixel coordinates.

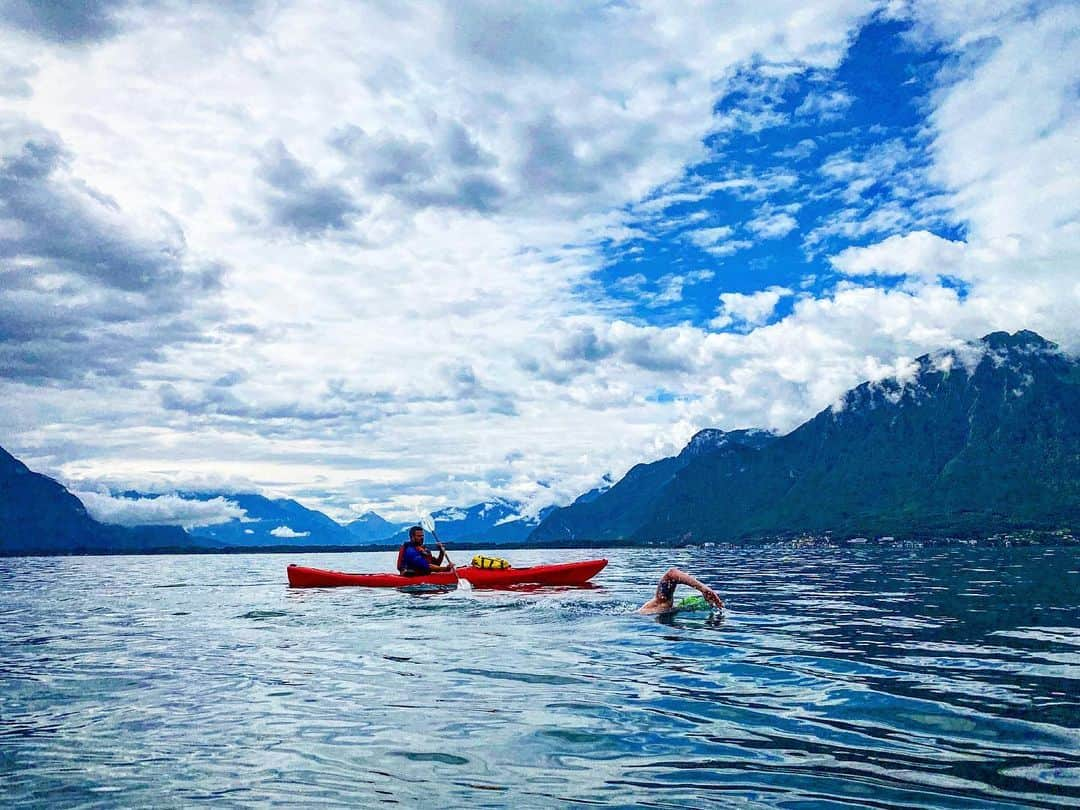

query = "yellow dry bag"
[{"left": 471, "top": 555, "right": 512, "bottom": 569}]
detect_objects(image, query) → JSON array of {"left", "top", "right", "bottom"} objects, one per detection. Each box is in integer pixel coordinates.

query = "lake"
[{"left": 2, "top": 544, "right": 1078, "bottom": 808}]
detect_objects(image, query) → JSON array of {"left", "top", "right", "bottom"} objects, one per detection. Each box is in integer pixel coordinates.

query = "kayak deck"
[{"left": 287, "top": 558, "right": 607, "bottom": 589}]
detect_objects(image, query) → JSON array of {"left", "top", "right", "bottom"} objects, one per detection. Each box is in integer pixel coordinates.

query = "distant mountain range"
[
  {"left": 0, "top": 456, "right": 556, "bottom": 554},
  {"left": 151, "top": 491, "right": 361, "bottom": 548},
  {"left": 0, "top": 452, "right": 550, "bottom": 554},
  {"left": 2, "top": 330, "right": 1076, "bottom": 555},
  {"left": 384, "top": 500, "right": 557, "bottom": 546},
  {"left": 174, "top": 494, "right": 545, "bottom": 547},
  {"left": 530, "top": 330, "right": 1080, "bottom": 543},
  {"left": 344, "top": 511, "right": 408, "bottom": 543}
]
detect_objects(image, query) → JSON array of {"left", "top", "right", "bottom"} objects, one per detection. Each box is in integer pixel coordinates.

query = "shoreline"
[{"left": 3, "top": 529, "right": 1075, "bottom": 558}]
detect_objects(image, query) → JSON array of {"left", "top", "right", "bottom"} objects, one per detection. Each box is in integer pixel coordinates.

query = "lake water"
[{"left": 2, "top": 545, "right": 1079, "bottom": 808}]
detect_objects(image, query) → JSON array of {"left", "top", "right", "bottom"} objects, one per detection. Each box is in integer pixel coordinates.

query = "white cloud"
[
  {"left": 747, "top": 210, "right": 799, "bottom": 240},
  {"left": 686, "top": 225, "right": 733, "bottom": 243},
  {"left": 926, "top": 3, "right": 1079, "bottom": 245},
  {"left": 75, "top": 491, "right": 247, "bottom": 529},
  {"left": 711, "top": 286, "right": 794, "bottom": 330},
  {"left": 774, "top": 138, "right": 818, "bottom": 161},
  {"left": 269, "top": 525, "right": 310, "bottom": 539},
  {"left": 684, "top": 226, "right": 754, "bottom": 257},
  {"left": 615, "top": 268, "right": 714, "bottom": 307},
  {"left": 794, "top": 89, "right": 853, "bottom": 120},
  {"left": 830, "top": 231, "right": 967, "bottom": 278}
]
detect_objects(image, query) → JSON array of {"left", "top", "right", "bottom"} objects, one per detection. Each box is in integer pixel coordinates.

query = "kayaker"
[
  {"left": 638, "top": 567, "right": 723, "bottom": 614},
  {"left": 397, "top": 526, "right": 455, "bottom": 576}
]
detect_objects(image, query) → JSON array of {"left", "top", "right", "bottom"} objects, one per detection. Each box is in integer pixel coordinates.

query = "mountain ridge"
[{"left": 531, "top": 330, "right": 1079, "bottom": 543}]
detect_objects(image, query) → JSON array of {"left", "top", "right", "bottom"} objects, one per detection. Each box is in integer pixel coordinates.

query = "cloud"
[
  {"left": 794, "top": 88, "right": 853, "bottom": 120},
  {"left": 747, "top": 209, "right": 799, "bottom": 240},
  {"left": 256, "top": 140, "right": 362, "bottom": 235},
  {"left": 443, "top": 121, "right": 496, "bottom": 169},
  {"left": 802, "top": 136, "right": 949, "bottom": 254},
  {"left": 830, "top": 231, "right": 967, "bottom": 278},
  {"left": 75, "top": 491, "right": 248, "bottom": 529},
  {"left": 0, "top": 1, "right": 261, "bottom": 45},
  {"left": 711, "top": 286, "right": 794, "bottom": 330},
  {"left": 614, "top": 269, "right": 714, "bottom": 307},
  {"left": 0, "top": 0, "right": 126, "bottom": 44},
  {"left": 773, "top": 138, "right": 818, "bottom": 161},
  {"left": 328, "top": 122, "right": 505, "bottom": 213},
  {"left": 527, "top": 320, "right": 709, "bottom": 379},
  {"left": 684, "top": 226, "right": 753, "bottom": 257},
  {"left": 330, "top": 126, "right": 432, "bottom": 188},
  {"left": 269, "top": 525, "right": 310, "bottom": 538},
  {"left": 155, "top": 379, "right": 408, "bottom": 425},
  {"left": 713, "top": 66, "right": 797, "bottom": 134},
  {"left": 439, "top": 361, "right": 518, "bottom": 416},
  {"left": 924, "top": 2, "right": 1079, "bottom": 245},
  {"left": 0, "top": 60, "right": 34, "bottom": 97},
  {"left": 0, "top": 117, "right": 223, "bottom": 383},
  {"left": 0, "top": 124, "right": 181, "bottom": 291},
  {"left": 818, "top": 139, "right": 924, "bottom": 204},
  {"left": 518, "top": 114, "right": 604, "bottom": 197},
  {"left": 447, "top": 1, "right": 594, "bottom": 74}
]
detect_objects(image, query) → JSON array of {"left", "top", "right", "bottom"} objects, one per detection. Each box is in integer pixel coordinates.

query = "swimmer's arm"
[{"left": 666, "top": 568, "right": 724, "bottom": 609}]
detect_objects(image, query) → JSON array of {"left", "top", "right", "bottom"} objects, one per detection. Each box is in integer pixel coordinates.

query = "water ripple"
[{"left": 1, "top": 546, "right": 1078, "bottom": 807}]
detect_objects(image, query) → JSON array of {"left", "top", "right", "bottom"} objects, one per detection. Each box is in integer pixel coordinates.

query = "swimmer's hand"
[{"left": 701, "top": 587, "right": 724, "bottom": 610}]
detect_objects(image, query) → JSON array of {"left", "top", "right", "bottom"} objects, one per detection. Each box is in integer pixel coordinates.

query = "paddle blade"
[
  {"left": 419, "top": 514, "right": 435, "bottom": 533},
  {"left": 455, "top": 568, "right": 473, "bottom": 592}
]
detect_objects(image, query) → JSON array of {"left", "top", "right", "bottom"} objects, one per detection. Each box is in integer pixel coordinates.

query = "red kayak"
[{"left": 287, "top": 559, "right": 607, "bottom": 589}]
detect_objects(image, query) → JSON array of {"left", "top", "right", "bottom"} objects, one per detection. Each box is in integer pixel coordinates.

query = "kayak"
[{"left": 286, "top": 558, "right": 607, "bottom": 589}]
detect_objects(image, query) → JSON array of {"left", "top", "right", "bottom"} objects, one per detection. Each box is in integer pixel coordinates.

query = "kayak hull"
[{"left": 287, "top": 559, "right": 607, "bottom": 589}]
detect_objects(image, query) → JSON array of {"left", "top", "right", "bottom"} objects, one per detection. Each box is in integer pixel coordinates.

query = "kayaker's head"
[{"left": 408, "top": 526, "right": 425, "bottom": 545}]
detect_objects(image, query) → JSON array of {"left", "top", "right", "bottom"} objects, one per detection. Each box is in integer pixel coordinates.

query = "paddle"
[{"left": 420, "top": 514, "right": 471, "bottom": 592}]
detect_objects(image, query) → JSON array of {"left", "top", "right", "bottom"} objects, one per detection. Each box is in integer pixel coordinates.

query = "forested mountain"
[{"left": 532, "top": 331, "right": 1080, "bottom": 543}]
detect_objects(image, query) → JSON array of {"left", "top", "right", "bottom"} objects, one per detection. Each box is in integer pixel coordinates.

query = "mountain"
[
  {"left": 0, "top": 447, "right": 191, "bottom": 555},
  {"left": 167, "top": 492, "right": 358, "bottom": 547},
  {"left": 633, "top": 330, "right": 1080, "bottom": 542},
  {"left": 390, "top": 499, "right": 557, "bottom": 546},
  {"left": 571, "top": 473, "right": 615, "bottom": 506},
  {"left": 529, "top": 428, "right": 777, "bottom": 542},
  {"left": 344, "top": 511, "right": 405, "bottom": 543}
]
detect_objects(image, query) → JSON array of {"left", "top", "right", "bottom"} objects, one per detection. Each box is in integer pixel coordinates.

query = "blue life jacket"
[{"left": 398, "top": 543, "right": 431, "bottom": 575}]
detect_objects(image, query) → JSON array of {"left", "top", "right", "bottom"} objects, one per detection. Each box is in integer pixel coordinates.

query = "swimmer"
[{"left": 638, "top": 567, "right": 724, "bottom": 614}]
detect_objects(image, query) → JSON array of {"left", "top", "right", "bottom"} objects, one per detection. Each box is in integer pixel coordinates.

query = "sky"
[{"left": 0, "top": 0, "right": 1077, "bottom": 526}]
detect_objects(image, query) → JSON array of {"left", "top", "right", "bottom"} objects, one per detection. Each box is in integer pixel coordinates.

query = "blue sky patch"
[{"left": 597, "top": 18, "right": 967, "bottom": 330}]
